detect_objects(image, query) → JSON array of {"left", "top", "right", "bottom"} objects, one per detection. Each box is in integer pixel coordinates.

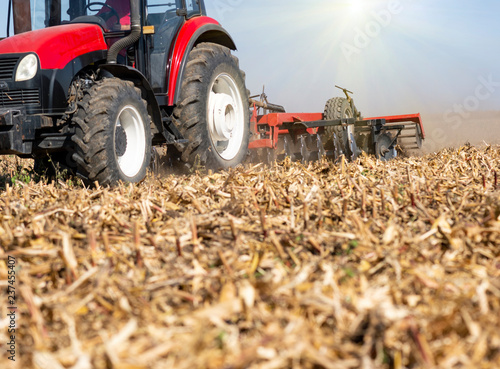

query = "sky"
[
  {"left": 1, "top": 0, "right": 499, "bottom": 146},
  {"left": 204, "top": 0, "right": 500, "bottom": 117}
]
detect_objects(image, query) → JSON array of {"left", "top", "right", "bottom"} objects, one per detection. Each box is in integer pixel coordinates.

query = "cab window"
[{"left": 146, "top": 0, "right": 178, "bottom": 26}]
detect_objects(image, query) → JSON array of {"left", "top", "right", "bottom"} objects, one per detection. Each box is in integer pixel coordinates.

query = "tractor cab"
[
  {"left": 7, "top": 0, "right": 203, "bottom": 35},
  {"left": 6, "top": 1, "right": 204, "bottom": 67}
]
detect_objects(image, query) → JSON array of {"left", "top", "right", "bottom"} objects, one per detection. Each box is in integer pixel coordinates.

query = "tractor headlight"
[{"left": 15, "top": 54, "right": 38, "bottom": 82}]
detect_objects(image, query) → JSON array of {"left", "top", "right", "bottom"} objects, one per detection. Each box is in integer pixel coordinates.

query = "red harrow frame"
[{"left": 247, "top": 88, "right": 425, "bottom": 163}]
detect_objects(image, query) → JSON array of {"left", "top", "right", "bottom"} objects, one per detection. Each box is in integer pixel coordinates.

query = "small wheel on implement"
[
  {"left": 173, "top": 42, "right": 250, "bottom": 171},
  {"left": 71, "top": 78, "right": 152, "bottom": 186},
  {"left": 323, "top": 97, "right": 359, "bottom": 161}
]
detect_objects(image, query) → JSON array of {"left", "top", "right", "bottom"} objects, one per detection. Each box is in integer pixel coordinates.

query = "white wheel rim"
[
  {"left": 207, "top": 73, "right": 245, "bottom": 161},
  {"left": 115, "top": 105, "right": 146, "bottom": 178}
]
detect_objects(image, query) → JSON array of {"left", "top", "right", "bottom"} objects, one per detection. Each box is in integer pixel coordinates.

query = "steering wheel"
[{"left": 85, "top": 2, "right": 120, "bottom": 23}]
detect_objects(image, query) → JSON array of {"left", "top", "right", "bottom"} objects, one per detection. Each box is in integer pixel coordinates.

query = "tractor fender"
[
  {"left": 99, "top": 64, "right": 163, "bottom": 136},
  {"left": 168, "top": 16, "right": 236, "bottom": 106}
]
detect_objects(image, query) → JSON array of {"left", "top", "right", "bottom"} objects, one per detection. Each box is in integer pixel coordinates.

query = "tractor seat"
[{"left": 70, "top": 16, "right": 109, "bottom": 31}]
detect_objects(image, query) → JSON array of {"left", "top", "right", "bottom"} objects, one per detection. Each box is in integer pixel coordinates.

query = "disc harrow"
[{"left": 248, "top": 87, "right": 425, "bottom": 164}]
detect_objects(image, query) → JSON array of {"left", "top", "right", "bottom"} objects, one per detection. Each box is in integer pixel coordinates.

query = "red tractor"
[{"left": 0, "top": 0, "right": 249, "bottom": 185}]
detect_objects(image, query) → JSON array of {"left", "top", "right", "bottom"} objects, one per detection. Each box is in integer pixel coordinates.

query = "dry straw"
[{"left": 0, "top": 145, "right": 499, "bottom": 368}]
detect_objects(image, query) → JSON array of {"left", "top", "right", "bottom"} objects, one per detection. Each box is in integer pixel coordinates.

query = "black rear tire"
[
  {"left": 173, "top": 42, "right": 250, "bottom": 170},
  {"left": 71, "top": 78, "right": 152, "bottom": 186}
]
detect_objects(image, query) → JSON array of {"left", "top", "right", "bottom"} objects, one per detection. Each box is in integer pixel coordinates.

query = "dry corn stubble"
[{"left": 0, "top": 145, "right": 499, "bottom": 368}]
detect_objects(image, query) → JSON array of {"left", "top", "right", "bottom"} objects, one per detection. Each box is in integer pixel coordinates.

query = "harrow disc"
[
  {"left": 248, "top": 147, "right": 277, "bottom": 166},
  {"left": 332, "top": 132, "right": 343, "bottom": 161},
  {"left": 375, "top": 133, "right": 397, "bottom": 161},
  {"left": 347, "top": 130, "right": 360, "bottom": 161},
  {"left": 415, "top": 124, "right": 423, "bottom": 149},
  {"left": 282, "top": 134, "right": 324, "bottom": 163}
]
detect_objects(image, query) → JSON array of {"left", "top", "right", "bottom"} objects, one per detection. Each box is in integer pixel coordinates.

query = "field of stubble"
[{"left": 0, "top": 145, "right": 499, "bottom": 369}]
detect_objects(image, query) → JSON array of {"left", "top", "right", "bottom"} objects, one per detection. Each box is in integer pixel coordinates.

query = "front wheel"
[
  {"left": 173, "top": 42, "right": 250, "bottom": 170},
  {"left": 71, "top": 78, "right": 152, "bottom": 186}
]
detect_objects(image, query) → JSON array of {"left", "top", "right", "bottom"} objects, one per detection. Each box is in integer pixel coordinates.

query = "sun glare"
[{"left": 349, "top": 0, "right": 367, "bottom": 15}]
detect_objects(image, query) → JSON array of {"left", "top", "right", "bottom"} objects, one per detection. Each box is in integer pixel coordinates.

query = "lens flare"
[{"left": 349, "top": 0, "right": 367, "bottom": 15}]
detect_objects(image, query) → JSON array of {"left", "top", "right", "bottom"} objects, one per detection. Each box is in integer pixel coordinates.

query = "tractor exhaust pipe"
[{"left": 106, "top": 0, "right": 141, "bottom": 64}]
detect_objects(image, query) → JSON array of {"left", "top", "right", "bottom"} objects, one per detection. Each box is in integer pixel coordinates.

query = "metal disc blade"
[
  {"left": 332, "top": 133, "right": 342, "bottom": 162},
  {"left": 299, "top": 135, "right": 311, "bottom": 163},
  {"left": 416, "top": 124, "right": 423, "bottom": 149},
  {"left": 316, "top": 134, "right": 326, "bottom": 159},
  {"left": 283, "top": 135, "right": 293, "bottom": 159},
  {"left": 375, "top": 133, "right": 397, "bottom": 161},
  {"left": 348, "top": 131, "right": 359, "bottom": 161}
]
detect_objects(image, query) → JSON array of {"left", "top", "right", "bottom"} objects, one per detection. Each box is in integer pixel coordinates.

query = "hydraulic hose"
[{"left": 107, "top": 0, "right": 141, "bottom": 64}]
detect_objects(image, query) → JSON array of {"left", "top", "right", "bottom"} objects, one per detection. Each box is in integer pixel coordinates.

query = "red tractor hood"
[{"left": 0, "top": 24, "right": 108, "bottom": 69}]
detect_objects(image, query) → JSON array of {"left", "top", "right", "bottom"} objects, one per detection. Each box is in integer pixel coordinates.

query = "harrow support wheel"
[{"left": 323, "top": 97, "right": 359, "bottom": 161}]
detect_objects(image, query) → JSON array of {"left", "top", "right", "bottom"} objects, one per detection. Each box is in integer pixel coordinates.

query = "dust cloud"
[{"left": 420, "top": 110, "right": 500, "bottom": 153}]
